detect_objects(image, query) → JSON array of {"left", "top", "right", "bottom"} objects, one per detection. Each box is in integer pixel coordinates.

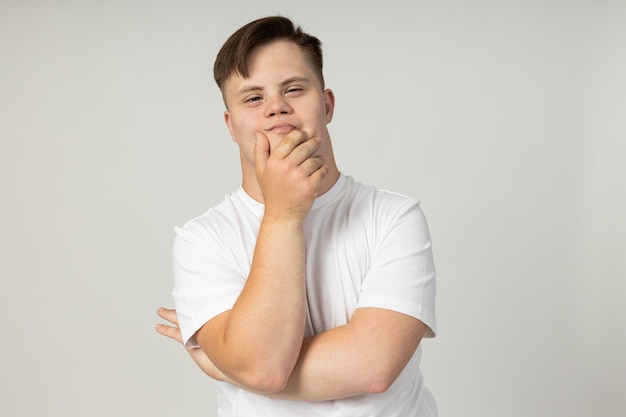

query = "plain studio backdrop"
[{"left": 1, "top": 1, "right": 624, "bottom": 416}]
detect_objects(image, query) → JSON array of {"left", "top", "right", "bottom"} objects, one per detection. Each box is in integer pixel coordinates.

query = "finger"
[
  {"left": 157, "top": 307, "right": 179, "bottom": 326},
  {"left": 290, "top": 135, "right": 322, "bottom": 164},
  {"left": 156, "top": 323, "right": 184, "bottom": 344},
  {"left": 308, "top": 161, "right": 329, "bottom": 187},
  {"left": 299, "top": 155, "right": 325, "bottom": 177},
  {"left": 301, "top": 135, "right": 322, "bottom": 156},
  {"left": 271, "top": 130, "right": 309, "bottom": 159},
  {"left": 254, "top": 131, "right": 270, "bottom": 179}
]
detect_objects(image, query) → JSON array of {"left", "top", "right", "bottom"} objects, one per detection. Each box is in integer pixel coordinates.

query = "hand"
[
  {"left": 156, "top": 308, "right": 226, "bottom": 382},
  {"left": 255, "top": 130, "right": 328, "bottom": 221}
]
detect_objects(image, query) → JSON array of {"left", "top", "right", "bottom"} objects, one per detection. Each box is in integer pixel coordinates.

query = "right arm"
[{"left": 195, "top": 131, "right": 328, "bottom": 393}]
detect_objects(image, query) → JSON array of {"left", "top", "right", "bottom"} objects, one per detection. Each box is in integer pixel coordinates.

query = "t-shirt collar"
[{"left": 237, "top": 173, "right": 346, "bottom": 218}]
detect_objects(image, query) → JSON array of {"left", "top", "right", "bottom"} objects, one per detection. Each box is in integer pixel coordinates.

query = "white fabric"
[{"left": 171, "top": 174, "right": 438, "bottom": 417}]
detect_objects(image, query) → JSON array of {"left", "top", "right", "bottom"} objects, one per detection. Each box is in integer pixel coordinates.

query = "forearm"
[
  {"left": 196, "top": 325, "right": 377, "bottom": 399},
  {"left": 195, "top": 130, "right": 329, "bottom": 392},
  {"left": 270, "top": 330, "right": 372, "bottom": 401},
  {"left": 270, "top": 308, "right": 426, "bottom": 401},
  {"left": 198, "top": 216, "right": 307, "bottom": 391}
]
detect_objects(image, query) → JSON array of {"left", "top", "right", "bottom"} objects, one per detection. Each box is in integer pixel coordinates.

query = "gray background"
[{"left": 1, "top": 1, "right": 625, "bottom": 416}]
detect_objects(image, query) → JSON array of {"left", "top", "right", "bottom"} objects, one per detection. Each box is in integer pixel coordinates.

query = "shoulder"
[
  {"left": 174, "top": 188, "right": 254, "bottom": 250},
  {"left": 337, "top": 177, "right": 431, "bottom": 243},
  {"left": 343, "top": 175, "right": 422, "bottom": 215}
]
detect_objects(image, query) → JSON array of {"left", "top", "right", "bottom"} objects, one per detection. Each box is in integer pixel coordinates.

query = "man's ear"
[
  {"left": 323, "top": 89, "right": 335, "bottom": 123},
  {"left": 224, "top": 111, "right": 236, "bottom": 142}
]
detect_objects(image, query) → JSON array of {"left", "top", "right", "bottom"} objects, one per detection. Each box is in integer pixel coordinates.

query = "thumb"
[{"left": 254, "top": 131, "right": 270, "bottom": 178}]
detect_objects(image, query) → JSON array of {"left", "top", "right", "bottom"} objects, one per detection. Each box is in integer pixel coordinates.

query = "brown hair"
[{"left": 213, "top": 16, "right": 325, "bottom": 95}]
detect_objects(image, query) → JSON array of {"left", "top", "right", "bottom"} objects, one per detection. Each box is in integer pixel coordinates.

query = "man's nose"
[{"left": 265, "top": 95, "right": 292, "bottom": 117}]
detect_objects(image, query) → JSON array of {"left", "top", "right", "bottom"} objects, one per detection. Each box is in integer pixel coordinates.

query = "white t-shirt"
[{"left": 172, "top": 174, "right": 438, "bottom": 417}]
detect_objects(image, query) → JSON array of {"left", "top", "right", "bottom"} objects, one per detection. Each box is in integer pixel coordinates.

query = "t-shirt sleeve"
[
  {"left": 171, "top": 223, "right": 245, "bottom": 348},
  {"left": 357, "top": 199, "right": 437, "bottom": 337}
]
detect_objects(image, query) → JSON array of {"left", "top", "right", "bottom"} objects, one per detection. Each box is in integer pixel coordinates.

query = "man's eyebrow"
[
  {"left": 236, "top": 85, "right": 263, "bottom": 96},
  {"left": 280, "top": 76, "right": 311, "bottom": 86},
  {"left": 236, "top": 76, "right": 312, "bottom": 96}
]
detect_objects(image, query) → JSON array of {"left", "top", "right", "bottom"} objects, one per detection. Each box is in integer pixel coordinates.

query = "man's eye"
[
  {"left": 286, "top": 87, "right": 303, "bottom": 94},
  {"left": 245, "top": 96, "right": 262, "bottom": 103}
]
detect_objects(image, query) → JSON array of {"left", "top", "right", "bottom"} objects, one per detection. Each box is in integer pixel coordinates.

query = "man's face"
[{"left": 222, "top": 40, "right": 335, "bottom": 172}]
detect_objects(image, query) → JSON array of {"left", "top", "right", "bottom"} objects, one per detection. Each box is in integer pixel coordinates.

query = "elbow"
[
  {"left": 237, "top": 364, "right": 292, "bottom": 394},
  {"left": 364, "top": 377, "right": 394, "bottom": 395},
  {"left": 235, "top": 343, "right": 302, "bottom": 393},
  {"left": 249, "top": 374, "right": 290, "bottom": 394},
  {"left": 362, "top": 366, "right": 401, "bottom": 394},
  {"left": 259, "top": 374, "right": 290, "bottom": 394}
]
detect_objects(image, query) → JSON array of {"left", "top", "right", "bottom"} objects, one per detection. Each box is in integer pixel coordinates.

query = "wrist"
[{"left": 262, "top": 207, "right": 308, "bottom": 226}]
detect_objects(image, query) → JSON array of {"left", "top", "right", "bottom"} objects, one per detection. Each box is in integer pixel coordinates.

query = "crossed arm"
[
  {"left": 157, "top": 130, "right": 428, "bottom": 401},
  {"left": 157, "top": 306, "right": 427, "bottom": 401}
]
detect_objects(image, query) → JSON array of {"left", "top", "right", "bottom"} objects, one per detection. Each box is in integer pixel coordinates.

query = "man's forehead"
[
  {"left": 220, "top": 40, "right": 323, "bottom": 104},
  {"left": 248, "top": 39, "right": 303, "bottom": 61}
]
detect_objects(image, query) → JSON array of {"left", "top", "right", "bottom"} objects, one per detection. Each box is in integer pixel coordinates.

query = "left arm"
[{"left": 271, "top": 306, "right": 427, "bottom": 401}]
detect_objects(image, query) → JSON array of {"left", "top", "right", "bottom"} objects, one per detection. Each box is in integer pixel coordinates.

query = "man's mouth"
[{"left": 267, "top": 123, "right": 296, "bottom": 134}]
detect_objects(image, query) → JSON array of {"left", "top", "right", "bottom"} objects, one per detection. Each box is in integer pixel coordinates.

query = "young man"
[{"left": 157, "top": 16, "right": 438, "bottom": 416}]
